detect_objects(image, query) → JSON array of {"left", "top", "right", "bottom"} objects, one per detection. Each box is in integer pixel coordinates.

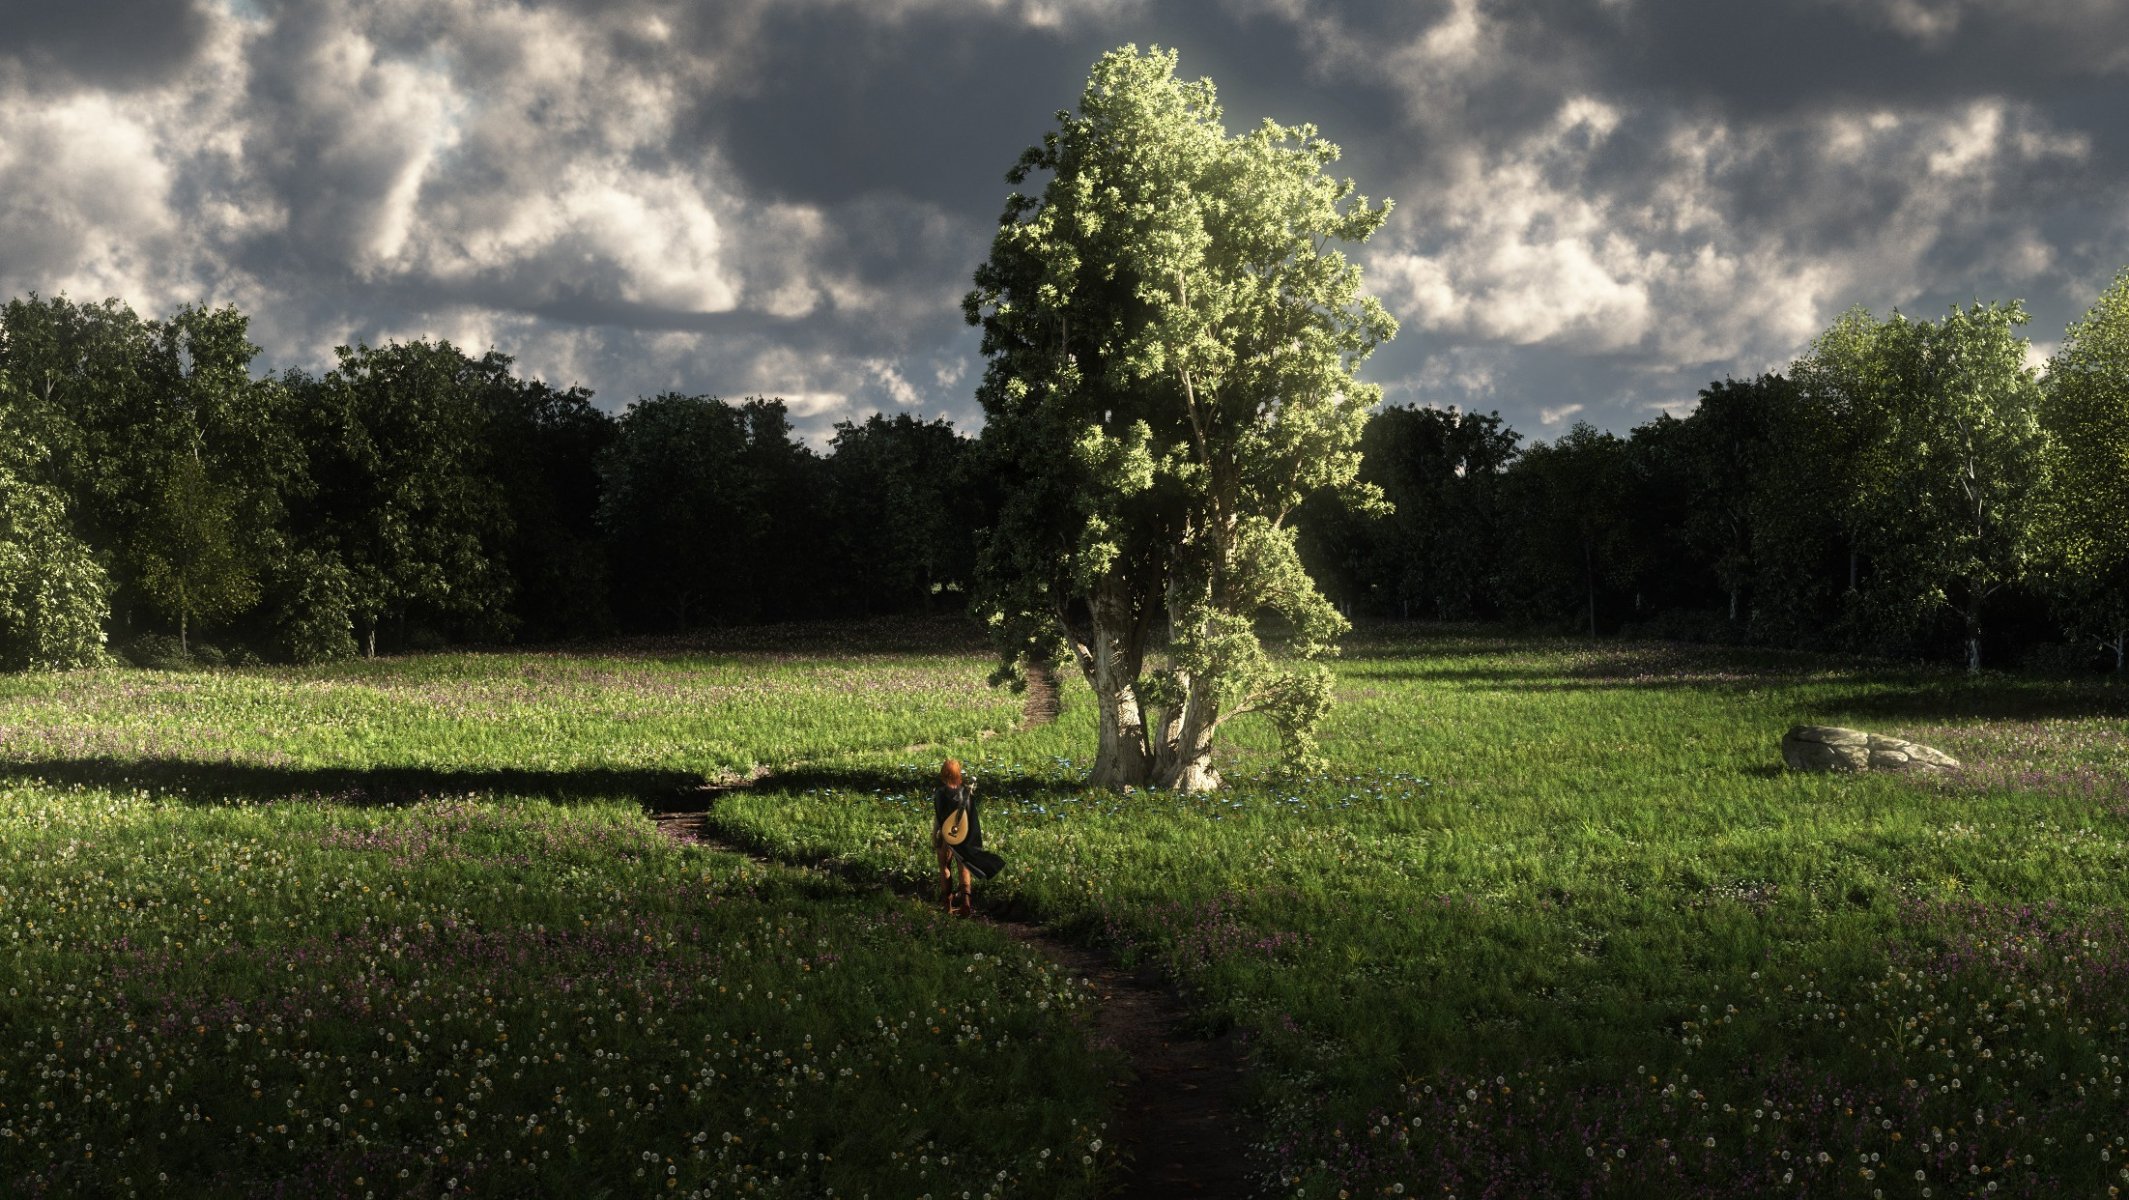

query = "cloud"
[
  {"left": 0, "top": 0, "right": 215, "bottom": 93},
  {"left": 1, "top": 0, "right": 2127, "bottom": 449}
]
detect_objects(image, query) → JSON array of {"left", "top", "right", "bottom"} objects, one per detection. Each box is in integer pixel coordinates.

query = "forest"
[{"left": 1, "top": 271, "right": 2125, "bottom": 676}]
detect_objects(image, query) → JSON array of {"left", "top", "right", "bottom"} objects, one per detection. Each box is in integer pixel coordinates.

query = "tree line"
[
  {"left": 0, "top": 294, "right": 984, "bottom": 669},
  {"left": 3, "top": 278, "right": 2126, "bottom": 677},
  {"left": 1300, "top": 281, "right": 2129, "bottom": 674}
]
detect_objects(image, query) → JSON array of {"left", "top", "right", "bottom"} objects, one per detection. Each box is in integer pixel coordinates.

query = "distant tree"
[
  {"left": 966, "top": 46, "right": 1396, "bottom": 789},
  {"left": 135, "top": 449, "right": 257, "bottom": 653},
  {"left": 2040, "top": 269, "right": 2129, "bottom": 671},
  {"left": 1797, "top": 303, "right": 2050, "bottom": 671},
  {"left": 301, "top": 341, "right": 515, "bottom": 656},
  {"left": 261, "top": 543, "right": 359, "bottom": 664},
  {"left": 481, "top": 376, "right": 616, "bottom": 641},
  {"left": 0, "top": 295, "right": 160, "bottom": 620},
  {"left": 0, "top": 405, "right": 109, "bottom": 671},
  {"left": 0, "top": 298, "right": 302, "bottom": 649},
  {"left": 1669, "top": 376, "right": 1792, "bottom": 625},
  {"left": 732, "top": 398, "right": 837, "bottom": 621},
  {"left": 1612, "top": 412, "right": 1699, "bottom": 621},
  {"left": 1299, "top": 405, "right": 1520, "bottom": 620},
  {"left": 827, "top": 413, "right": 980, "bottom": 613},
  {"left": 598, "top": 394, "right": 766, "bottom": 630},
  {"left": 1498, "top": 422, "right": 1631, "bottom": 637}
]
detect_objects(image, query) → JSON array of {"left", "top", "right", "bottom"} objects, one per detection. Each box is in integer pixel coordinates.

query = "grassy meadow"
[{"left": 4, "top": 622, "right": 2127, "bottom": 1197}]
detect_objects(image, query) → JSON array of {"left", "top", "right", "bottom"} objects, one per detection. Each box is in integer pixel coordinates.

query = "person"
[{"left": 932, "top": 758, "right": 1004, "bottom": 916}]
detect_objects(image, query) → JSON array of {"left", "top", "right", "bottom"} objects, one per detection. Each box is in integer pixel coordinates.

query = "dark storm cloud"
[
  {"left": 0, "top": 0, "right": 214, "bottom": 92},
  {"left": 1, "top": 0, "right": 2126, "bottom": 444}
]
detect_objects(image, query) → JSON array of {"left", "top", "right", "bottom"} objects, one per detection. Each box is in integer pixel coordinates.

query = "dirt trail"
[
  {"left": 649, "top": 770, "right": 1261, "bottom": 1198},
  {"left": 1021, "top": 659, "right": 1061, "bottom": 728}
]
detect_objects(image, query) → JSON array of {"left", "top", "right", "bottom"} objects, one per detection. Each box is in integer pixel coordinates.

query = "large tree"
[
  {"left": 2040, "top": 269, "right": 2129, "bottom": 670},
  {"left": 966, "top": 46, "right": 1395, "bottom": 790},
  {"left": 1796, "top": 303, "right": 2050, "bottom": 670}
]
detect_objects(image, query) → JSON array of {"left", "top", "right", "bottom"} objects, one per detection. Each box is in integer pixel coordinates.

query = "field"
[{"left": 3, "top": 623, "right": 2127, "bottom": 1198}]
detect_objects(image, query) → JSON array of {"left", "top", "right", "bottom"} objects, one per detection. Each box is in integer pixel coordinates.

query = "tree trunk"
[
  {"left": 1728, "top": 587, "right": 1739, "bottom": 624},
  {"left": 178, "top": 608, "right": 188, "bottom": 655},
  {"left": 2112, "top": 631, "right": 2125, "bottom": 673},
  {"left": 1089, "top": 675, "right": 1151, "bottom": 788},
  {"left": 1848, "top": 551, "right": 1858, "bottom": 592},
  {"left": 1584, "top": 542, "right": 1597, "bottom": 639},
  {"left": 366, "top": 625, "right": 378, "bottom": 660},
  {"left": 1072, "top": 574, "right": 1153, "bottom": 788},
  {"left": 1965, "top": 582, "right": 1984, "bottom": 674},
  {"left": 1152, "top": 680, "right": 1221, "bottom": 792}
]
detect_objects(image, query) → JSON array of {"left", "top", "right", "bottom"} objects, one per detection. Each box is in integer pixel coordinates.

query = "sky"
[{"left": 4, "top": 0, "right": 2126, "bottom": 445}]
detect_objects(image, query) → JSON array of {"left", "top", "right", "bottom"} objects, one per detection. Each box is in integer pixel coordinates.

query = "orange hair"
[{"left": 940, "top": 759, "right": 963, "bottom": 787}]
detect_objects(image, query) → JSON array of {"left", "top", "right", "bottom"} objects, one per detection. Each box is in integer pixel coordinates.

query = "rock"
[{"left": 1782, "top": 725, "right": 1959, "bottom": 774}]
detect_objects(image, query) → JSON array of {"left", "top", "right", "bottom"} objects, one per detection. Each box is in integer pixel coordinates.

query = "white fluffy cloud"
[
  {"left": 0, "top": 0, "right": 1009, "bottom": 432},
  {"left": 1365, "top": 82, "right": 2090, "bottom": 417}
]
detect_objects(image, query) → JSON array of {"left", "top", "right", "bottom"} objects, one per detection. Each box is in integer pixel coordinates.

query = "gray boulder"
[{"left": 1781, "top": 725, "right": 1960, "bottom": 773}]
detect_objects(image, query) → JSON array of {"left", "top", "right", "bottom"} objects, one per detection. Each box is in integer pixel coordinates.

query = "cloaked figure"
[{"left": 932, "top": 758, "right": 1003, "bottom": 916}]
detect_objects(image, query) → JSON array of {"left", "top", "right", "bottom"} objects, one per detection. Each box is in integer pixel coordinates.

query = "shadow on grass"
[
  {"left": 1355, "top": 664, "right": 1800, "bottom": 691},
  {"left": 1820, "top": 681, "right": 2129, "bottom": 723},
  {"left": 669, "top": 763, "right": 1066, "bottom": 809},
  {"left": 0, "top": 755, "right": 699, "bottom": 808}
]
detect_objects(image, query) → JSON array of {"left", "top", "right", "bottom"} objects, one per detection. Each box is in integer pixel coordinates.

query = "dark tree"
[
  {"left": 1498, "top": 422, "right": 1633, "bottom": 637},
  {"left": 482, "top": 377, "right": 616, "bottom": 641},
  {"left": 293, "top": 340, "right": 515, "bottom": 657},
  {"left": 826, "top": 413, "right": 981, "bottom": 614}
]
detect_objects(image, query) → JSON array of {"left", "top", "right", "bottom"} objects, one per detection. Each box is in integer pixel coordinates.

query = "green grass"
[
  {"left": 4, "top": 624, "right": 2126, "bottom": 1197},
  {"left": 710, "top": 630, "right": 2129, "bottom": 1198},
  {"left": 0, "top": 631, "right": 1104, "bottom": 1198}
]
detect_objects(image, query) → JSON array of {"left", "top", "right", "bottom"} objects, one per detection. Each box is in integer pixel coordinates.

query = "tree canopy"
[
  {"left": 2041, "top": 269, "right": 2129, "bottom": 669},
  {"left": 966, "top": 45, "right": 1396, "bottom": 789}
]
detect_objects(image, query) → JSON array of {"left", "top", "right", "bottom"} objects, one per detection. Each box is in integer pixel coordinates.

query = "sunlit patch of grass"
[{"left": 713, "top": 628, "right": 2129, "bottom": 1198}]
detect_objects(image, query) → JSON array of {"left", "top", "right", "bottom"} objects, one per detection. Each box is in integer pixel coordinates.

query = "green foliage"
[
  {"left": 261, "top": 544, "right": 360, "bottom": 664},
  {"left": 967, "top": 45, "right": 1395, "bottom": 785},
  {"left": 1795, "top": 303, "right": 2051, "bottom": 669},
  {"left": 135, "top": 450, "right": 259, "bottom": 650},
  {"left": 298, "top": 340, "right": 518, "bottom": 654},
  {"left": 2040, "top": 269, "right": 2129, "bottom": 670},
  {"left": 1498, "top": 422, "right": 1633, "bottom": 636},
  {"left": 826, "top": 413, "right": 982, "bottom": 613},
  {"left": 598, "top": 394, "right": 832, "bottom": 630},
  {"left": 0, "top": 417, "right": 109, "bottom": 671},
  {"left": 1328, "top": 405, "right": 1520, "bottom": 620},
  {"left": 491, "top": 380, "right": 618, "bottom": 640}
]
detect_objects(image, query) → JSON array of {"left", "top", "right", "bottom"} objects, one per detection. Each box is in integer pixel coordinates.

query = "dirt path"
[
  {"left": 1021, "top": 659, "right": 1061, "bottom": 728},
  {"left": 649, "top": 773, "right": 1261, "bottom": 1198}
]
